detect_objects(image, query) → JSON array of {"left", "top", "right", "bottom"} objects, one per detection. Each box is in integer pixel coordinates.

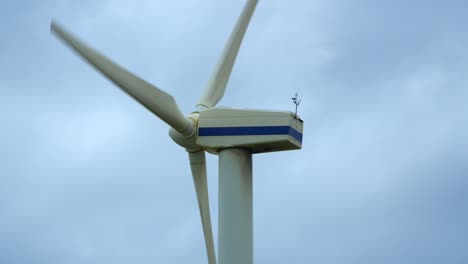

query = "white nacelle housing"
[{"left": 196, "top": 108, "right": 303, "bottom": 154}]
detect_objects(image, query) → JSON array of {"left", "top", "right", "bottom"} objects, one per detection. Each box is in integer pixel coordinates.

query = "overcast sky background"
[{"left": 1, "top": 0, "right": 468, "bottom": 263}]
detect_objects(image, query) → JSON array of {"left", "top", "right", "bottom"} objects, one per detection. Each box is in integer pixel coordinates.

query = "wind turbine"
[{"left": 51, "top": 0, "right": 303, "bottom": 263}]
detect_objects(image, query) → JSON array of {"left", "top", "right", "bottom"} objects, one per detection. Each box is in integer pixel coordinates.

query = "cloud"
[{"left": 1, "top": 0, "right": 468, "bottom": 263}]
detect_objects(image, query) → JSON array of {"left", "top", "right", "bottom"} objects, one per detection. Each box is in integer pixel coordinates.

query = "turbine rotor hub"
[{"left": 169, "top": 113, "right": 200, "bottom": 151}]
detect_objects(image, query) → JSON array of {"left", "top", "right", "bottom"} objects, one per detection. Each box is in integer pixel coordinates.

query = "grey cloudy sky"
[{"left": 1, "top": 0, "right": 468, "bottom": 263}]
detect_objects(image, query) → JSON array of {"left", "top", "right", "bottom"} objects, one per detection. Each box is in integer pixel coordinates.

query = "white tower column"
[{"left": 218, "top": 148, "right": 253, "bottom": 264}]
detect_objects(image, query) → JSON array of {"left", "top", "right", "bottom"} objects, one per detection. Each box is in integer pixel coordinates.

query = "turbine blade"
[
  {"left": 188, "top": 151, "right": 216, "bottom": 264},
  {"left": 197, "top": 0, "right": 258, "bottom": 109},
  {"left": 51, "top": 21, "right": 194, "bottom": 136}
]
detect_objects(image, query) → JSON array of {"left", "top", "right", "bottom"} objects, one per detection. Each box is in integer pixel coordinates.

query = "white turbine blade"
[
  {"left": 197, "top": 0, "right": 258, "bottom": 109},
  {"left": 51, "top": 21, "right": 194, "bottom": 135},
  {"left": 188, "top": 151, "right": 216, "bottom": 264}
]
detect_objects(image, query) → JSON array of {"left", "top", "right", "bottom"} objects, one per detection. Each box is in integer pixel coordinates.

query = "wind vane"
[{"left": 292, "top": 92, "right": 301, "bottom": 118}]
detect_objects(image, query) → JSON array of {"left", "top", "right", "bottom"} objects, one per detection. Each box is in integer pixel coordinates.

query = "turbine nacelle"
[{"left": 170, "top": 108, "right": 303, "bottom": 154}]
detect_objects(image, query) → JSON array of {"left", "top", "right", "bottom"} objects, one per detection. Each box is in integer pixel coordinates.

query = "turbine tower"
[{"left": 51, "top": 0, "right": 303, "bottom": 263}]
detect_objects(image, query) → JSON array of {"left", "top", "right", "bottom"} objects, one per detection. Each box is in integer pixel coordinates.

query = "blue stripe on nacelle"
[{"left": 198, "top": 126, "right": 303, "bottom": 143}]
